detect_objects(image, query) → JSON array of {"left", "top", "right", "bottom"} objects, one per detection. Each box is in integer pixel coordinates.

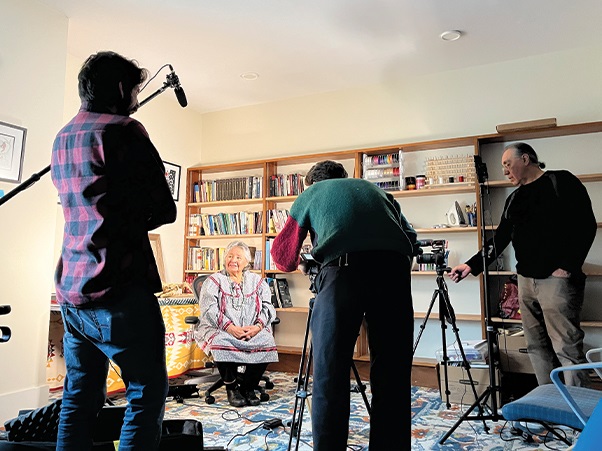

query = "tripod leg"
[
  {"left": 350, "top": 361, "right": 371, "bottom": 416},
  {"left": 288, "top": 301, "right": 314, "bottom": 451},
  {"left": 413, "top": 289, "right": 439, "bottom": 356},
  {"left": 439, "top": 387, "right": 495, "bottom": 444}
]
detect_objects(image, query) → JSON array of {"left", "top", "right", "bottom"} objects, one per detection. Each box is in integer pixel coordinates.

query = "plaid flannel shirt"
[{"left": 51, "top": 107, "right": 176, "bottom": 306}]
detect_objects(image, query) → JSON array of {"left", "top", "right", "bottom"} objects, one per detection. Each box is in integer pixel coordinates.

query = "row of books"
[
  {"left": 268, "top": 173, "right": 306, "bottom": 197},
  {"left": 187, "top": 246, "right": 260, "bottom": 271},
  {"left": 188, "top": 211, "right": 264, "bottom": 236},
  {"left": 267, "top": 209, "right": 290, "bottom": 233},
  {"left": 187, "top": 246, "right": 227, "bottom": 271},
  {"left": 191, "top": 176, "right": 263, "bottom": 203}
]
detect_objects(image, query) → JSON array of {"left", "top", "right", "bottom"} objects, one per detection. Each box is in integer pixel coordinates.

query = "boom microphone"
[{"left": 167, "top": 65, "right": 188, "bottom": 108}]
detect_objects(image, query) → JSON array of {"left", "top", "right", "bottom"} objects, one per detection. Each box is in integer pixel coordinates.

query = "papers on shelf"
[{"left": 436, "top": 339, "right": 488, "bottom": 363}]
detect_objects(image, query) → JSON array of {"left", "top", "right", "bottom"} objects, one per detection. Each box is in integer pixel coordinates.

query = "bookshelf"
[{"left": 183, "top": 120, "right": 602, "bottom": 363}]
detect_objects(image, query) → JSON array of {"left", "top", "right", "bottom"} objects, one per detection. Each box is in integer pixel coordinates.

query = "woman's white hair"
[{"left": 225, "top": 240, "right": 253, "bottom": 270}]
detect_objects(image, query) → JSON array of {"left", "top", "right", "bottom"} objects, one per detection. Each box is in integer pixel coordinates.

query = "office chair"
[
  {"left": 184, "top": 274, "right": 279, "bottom": 404},
  {"left": 501, "top": 347, "right": 602, "bottom": 446}
]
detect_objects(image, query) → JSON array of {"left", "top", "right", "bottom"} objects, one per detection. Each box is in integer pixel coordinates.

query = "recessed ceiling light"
[
  {"left": 440, "top": 30, "right": 462, "bottom": 41},
  {"left": 240, "top": 72, "right": 259, "bottom": 81}
]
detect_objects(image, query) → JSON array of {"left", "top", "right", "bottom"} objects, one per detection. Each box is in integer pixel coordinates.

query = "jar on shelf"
[
  {"left": 416, "top": 175, "right": 426, "bottom": 190},
  {"left": 405, "top": 176, "right": 416, "bottom": 190}
]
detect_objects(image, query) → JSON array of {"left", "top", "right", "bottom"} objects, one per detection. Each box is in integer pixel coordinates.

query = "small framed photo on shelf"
[
  {"left": 163, "top": 161, "right": 181, "bottom": 201},
  {"left": 0, "top": 121, "right": 27, "bottom": 183}
]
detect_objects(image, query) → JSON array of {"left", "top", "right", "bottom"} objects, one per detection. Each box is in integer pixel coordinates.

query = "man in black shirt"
[{"left": 450, "top": 142, "right": 596, "bottom": 386}]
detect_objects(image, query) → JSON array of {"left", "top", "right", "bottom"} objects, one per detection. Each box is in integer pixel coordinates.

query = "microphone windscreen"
[{"left": 175, "top": 87, "right": 188, "bottom": 107}]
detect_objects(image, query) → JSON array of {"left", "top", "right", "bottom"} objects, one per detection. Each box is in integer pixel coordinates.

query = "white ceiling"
[{"left": 37, "top": 0, "right": 602, "bottom": 113}]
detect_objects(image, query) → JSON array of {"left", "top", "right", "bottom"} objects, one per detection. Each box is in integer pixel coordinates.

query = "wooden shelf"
[
  {"left": 414, "top": 227, "right": 478, "bottom": 234},
  {"left": 491, "top": 317, "right": 602, "bottom": 327},
  {"left": 488, "top": 222, "right": 602, "bottom": 231},
  {"left": 412, "top": 357, "right": 438, "bottom": 367},
  {"left": 488, "top": 271, "right": 515, "bottom": 276},
  {"left": 488, "top": 265, "right": 602, "bottom": 277},
  {"left": 391, "top": 184, "right": 475, "bottom": 198},
  {"left": 188, "top": 198, "right": 263, "bottom": 208},
  {"left": 478, "top": 121, "right": 602, "bottom": 143},
  {"left": 185, "top": 269, "right": 262, "bottom": 274},
  {"left": 266, "top": 269, "right": 302, "bottom": 274},
  {"left": 186, "top": 233, "right": 263, "bottom": 240},
  {"left": 266, "top": 195, "right": 297, "bottom": 203},
  {"left": 414, "top": 311, "right": 481, "bottom": 322},
  {"left": 276, "top": 345, "right": 303, "bottom": 355},
  {"left": 485, "top": 172, "right": 602, "bottom": 188},
  {"left": 275, "top": 307, "right": 308, "bottom": 313}
]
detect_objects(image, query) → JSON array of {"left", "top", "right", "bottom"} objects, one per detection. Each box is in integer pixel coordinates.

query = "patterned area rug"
[
  {"left": 154, "top": 371, "right": 576, "bottom": 450},
  {"left": 42, "top": 371, "right": 575, "bottom": 449}
]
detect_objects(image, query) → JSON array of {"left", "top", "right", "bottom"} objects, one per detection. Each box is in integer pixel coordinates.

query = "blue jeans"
[
  {"left": 310, "top": 251, "right": 413, "bottom": 451},
  {"left": 57, "top": 283, "right": 168, "bottom": 450}
]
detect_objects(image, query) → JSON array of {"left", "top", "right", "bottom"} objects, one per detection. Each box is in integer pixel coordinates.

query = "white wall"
[
  {"left": 0, "top": 0, "right": 68, "bottom": 423},
  {"left": 201, "top": 44, "right": 602, "bottom": 164}
]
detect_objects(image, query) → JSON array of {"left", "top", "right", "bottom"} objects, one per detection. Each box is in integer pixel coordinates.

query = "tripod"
[
  {"left": 287, "top": 296, "right": 371, "bottom": 451},
  {"left": 412, "top": 263, "right": 489, "bottom": 443}
]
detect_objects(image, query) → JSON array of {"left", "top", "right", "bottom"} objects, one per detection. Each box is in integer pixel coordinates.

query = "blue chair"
[
  {"left": 501, "top": 348, "right": 602, "bottom": 446},
  {"left": 573, "top": 397, "right": 602, "bottom": 450}
]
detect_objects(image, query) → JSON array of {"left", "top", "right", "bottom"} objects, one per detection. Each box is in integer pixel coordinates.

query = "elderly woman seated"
[{"left": 194, "top": 240, "right": 279, "bottom": 407}]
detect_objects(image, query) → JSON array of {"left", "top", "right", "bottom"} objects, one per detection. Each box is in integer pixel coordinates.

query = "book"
[
  {"left": 266, "top": 278, "right": 280, "bottom": 308},
  {"left": 274, "top": 278, "right": 293, "bottom": 308}
]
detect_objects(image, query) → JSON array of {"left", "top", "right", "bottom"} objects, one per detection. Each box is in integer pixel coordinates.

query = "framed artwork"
[
  {"left": 149, "top": 233, "right": 166, "bottom": 282},
  {"left": 163, "top": 161, "right": 181, "bottom": 201},
  {"left": 0, "top": 121, "right": 27, "bottom": 183}
]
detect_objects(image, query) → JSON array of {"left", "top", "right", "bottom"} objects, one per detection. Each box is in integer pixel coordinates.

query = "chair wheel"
[
  {"left": 265, "top": 381, "right": 274, "bottom": 389},
  {"left": 260, "top": 393, "right": 270, "bottom": 402},
  {"left": 205, "top": 395, "right": 215, "bottom": 404}
]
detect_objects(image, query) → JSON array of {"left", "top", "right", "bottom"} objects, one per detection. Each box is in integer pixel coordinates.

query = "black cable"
[
  {"left": 139, "top": 63, "right": 171, "bottom": 93},
  {"left": 225, "top": 422, "right": 265, "bottom": 448}
]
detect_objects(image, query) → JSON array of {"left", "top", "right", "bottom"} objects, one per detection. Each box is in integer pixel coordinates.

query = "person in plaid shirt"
[{"left": 51, "top": 51, "right": 176, "bottom": 450}]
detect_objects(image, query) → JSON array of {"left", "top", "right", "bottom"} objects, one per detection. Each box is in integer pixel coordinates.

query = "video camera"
[
  {"left": 415, "top": 239, "right": 447, "bottom": 267},
  {"left": 300, "top": 252, "right": 320, "bottom": 276},
  {"left": 300, "top": 252, "right": 320, "bottom": 294}
]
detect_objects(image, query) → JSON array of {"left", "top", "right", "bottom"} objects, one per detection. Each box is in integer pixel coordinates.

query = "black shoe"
[
  {"left": 242, "top": 389, "right": 260, "bottom": 406},
  {"left": 226, "top": 387, "right": 247, "bottom": 407}
]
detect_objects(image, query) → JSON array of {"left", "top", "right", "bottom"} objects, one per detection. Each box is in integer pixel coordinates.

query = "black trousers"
[
  {"left": 311, "top": 250, "right": 413, "bottom": 451},
  {"left": 215, "top": 361, "right": 268, "bottom": 391}
]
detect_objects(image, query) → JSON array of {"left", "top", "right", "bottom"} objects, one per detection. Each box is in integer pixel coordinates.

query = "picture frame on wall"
[
  {"left": 0, "top": 121, "right": 27, "bottom": 183},
  {"left": 163, "top": 161, "right": 181, "bottom": 201}
]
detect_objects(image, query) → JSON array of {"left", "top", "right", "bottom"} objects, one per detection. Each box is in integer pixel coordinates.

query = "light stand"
[
  {"left": 0, "top": 72, "right": 180, "bottom": 208},
  {"left": 439, "top": 156, "right": 501, "bottom": 443}
]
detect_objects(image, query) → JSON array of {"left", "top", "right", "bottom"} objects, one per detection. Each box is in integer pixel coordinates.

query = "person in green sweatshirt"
[{"left": 271, "top": 160, "right": 417, "bottom": 451}]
